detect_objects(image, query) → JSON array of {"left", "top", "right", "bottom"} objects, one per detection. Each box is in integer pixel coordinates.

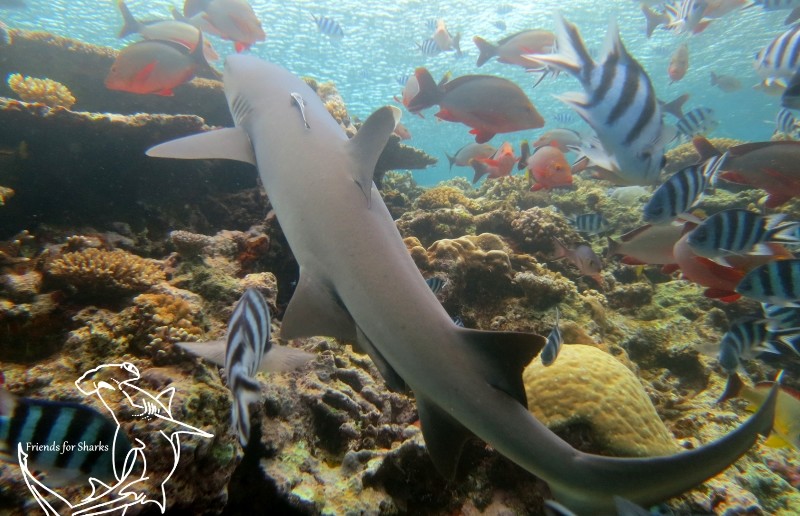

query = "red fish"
[
  {"left": 105, "top": 35, "right": 218, "bottom": 96},
  {"left": 471, "top": 142, "right": 517, "bottom": 183},
  {"left": 695, "top": 136, "right": 800, "bottom": 208},
  {"left": 526, "top": 144, "right": 572, "bottom": 191},
  {"left": 668, "top": 43, "right": 689, "bottom": 83},
  {"left": 671, "top": 229, "right": 792, "bottom": 301},
  {"left": 406, "top": 68, "right": 544, "bottom": 143}
]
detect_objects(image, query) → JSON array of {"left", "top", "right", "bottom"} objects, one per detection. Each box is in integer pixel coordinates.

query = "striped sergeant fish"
[
  {"left": 527, "top": 14, "right": 673, "bottom": 186},
  {"left": 311, "top": 15, "right": 344, "bottom": 39},
  {"left": 178, "top": 288, "right": 314, "bottom": 445},
  {"left": 426, "top": 276, "right": 447, "bottom": 295},
  {"left": 676, "top": 107, "right": 718, "bottom": 140},
  {"left": 775, "top": 108, "right": 799, "bottom": 137},
  {"left": 753, "top": 0, "right": 800, "bottom": 24},
  {"left": 570, "top": 213, "right": 610, "bottom": 235},
  {"left": 736, "top": 258, "right": 800, "bottom": 306},
  {"left": 665, "top": 0, "right": 709, "bottom": 34},
  {"left": 687, "top": 209, "right": 800, "bottom": 261},
  {"left": 755, "top": 24, "right": 800, "bottom": 85},
  {"left": 540, "top": 307, "right": 563, "bottom": 366},
  {"left": 642, "top": 153, "right": 727, "bottom": 224},
  {"left": 0, "top": 390, "right": 132, "bottom": 485},
  {"left": 718, "top": 319, "right": 783, "bottom": 374},
  {"left": 763, "top": 302, "right": 800, "bottom": 330},
  {"left": 417, "top": 38, "right": 442, "bottom": 56}
]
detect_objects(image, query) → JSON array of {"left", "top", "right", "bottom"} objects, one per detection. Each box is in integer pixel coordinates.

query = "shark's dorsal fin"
[
  {"left": 146, "top": 127, "right": 256, "bottom": 165},
  {"left": 281, "top": 269, "right": 357, "bottom": 342},
  {"left": 416, "top": 395, "right": 474, "bottom": 480},
  {"left": 348, "top": 106, "right": 401, "bottom": 203},
  {"left": 456, "top": 328, "right": 546, "bottom": 406},
  {"left": 355, "top": 326, "right": 406, "bottom": 392}
]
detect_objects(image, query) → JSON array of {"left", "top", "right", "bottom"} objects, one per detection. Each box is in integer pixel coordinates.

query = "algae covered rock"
[{"left": 523, "top": 344, "right": 679, "bottom": 457}]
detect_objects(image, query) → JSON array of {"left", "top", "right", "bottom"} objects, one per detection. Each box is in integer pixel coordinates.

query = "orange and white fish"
[
  {"left": 105, "top": 35, "right": 218, "bottom": 96},
  {"left": 393, "top": 122, "right": 411, "bottom": 140},
  {"left": 526, "top": 144, "right": 572, "bottom": 191},
  {"left": 471, "top": 142, "right": 517, "bottom": 183},
  {"left": 117, "top": 0, "right": 219, "bottom": 61},
  {"left": 473, "top": 29, "right": 555, "bottom": 69},
  {"left": 183, "top": 0, "right": 265, "bottom": 53},
  {"left": 432, "top": 19, "right": 461, "bottom": 56},
  {"left": 668, "top": 43, "right": 689, "bottom": 83},
  {"left": 445, "top": 142, "right": 496, "bottom": 170}
]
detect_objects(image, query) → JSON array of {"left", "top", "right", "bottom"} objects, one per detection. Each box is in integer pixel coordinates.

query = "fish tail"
[
  {"left": 641, "top": 4, "right": 668, "bottom": 38},
  {"left": 692, "top": 135, "right": 722, "bottom": 161},
  {"left": 446, "top": 152, "right": 456, "bottom": 170},
  {"left": 453, "top": 32, "right": 462, "bottom": 58},
  {"left": 473, "top": 36, "right": 497, "bottom": 67},
  {"left": 606, "top": 236, "right": 620, "bottom": 257},
  {"left": 191, "top": 32, "right": 221, "bottom": 80},
  {"left": 116, "top": 0, "right": 143, "bottom": 39},
  {"left": 661, "top": 93, "right": 689, "bottom": 120},
  {"left": 406, "top": 67, "right": 443, "bottom": 114},
  {"left": 471, "top": 160, "right": 489, "bottom": 184},
  {"left": 718, "top": 373, "right": 745, "bottom": 404}
]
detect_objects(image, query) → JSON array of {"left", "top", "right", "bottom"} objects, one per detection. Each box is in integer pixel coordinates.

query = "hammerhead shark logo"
[{"left": 18, "top": 362, "right": 213, "bottom": 516}]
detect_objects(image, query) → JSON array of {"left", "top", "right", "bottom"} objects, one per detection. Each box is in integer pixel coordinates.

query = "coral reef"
[
  {"left": 414, "top": 185, "right": 477, "bottom": 211},
  {"left": 523, "top": 344, "right": 679, "bottom": 456},
  {"left": 7, "top": 73, "right": 76, "bottom": 109},
  {"left": 47, "top": 248, "right": 165, "bottom": 299}
]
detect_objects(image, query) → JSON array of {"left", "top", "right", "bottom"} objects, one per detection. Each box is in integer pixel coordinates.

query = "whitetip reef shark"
[{"left": 147, "top": 54, "right": 779, "bottom": 515}]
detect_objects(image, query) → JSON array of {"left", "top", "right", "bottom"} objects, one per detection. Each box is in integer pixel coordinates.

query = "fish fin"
[
  {"left": 348, "top": 105, "right": 401, "bottom": 203},
  {"left": 416, "top": 394, "right": 474, "bottom": 479},
  {"left": 748, "top": 243, "right": 775, "bottom": 256},
  {"left": 763, "top": 433, "right": 791, "bottom": 448},
  {"left": 133, "top": 60, "right": 157, "bottom": 84},
  {"left": 234, "top": 41, "right": 248, "bottom": 53},
  {"left": 355, "top": 326, "right": 407, "bottom": 392},
  {"left": 471, "top": 160, "right": 489, "bottom": 183},
  {"left": 786, "top": 7, "right": 800, "bottom": 25},
  {"left": 406, "top": 67, "right": 443, "bottom": 113},
  {"left": 176, "top": 340, "right": 227, "bottom": 366},
  {"left": 692, "top": 20, "right": 711, "bottom": 34},
  {"left": 677, "top": 212, "right": 704, "bottom": 225},
  {"left": 473, "top": 36, "right": 497, "bottom": 67},
  {"left": 146, "top": 127, "right": 256, "bottom": 164},
  {"left": 469, "top": 128, "right": 495, "bottom": 144},
  {"left": 259, "top": 345, "right": 315, "bottom": 373},
  {"left": 694, "top": 257, "right": 744, "bottom": 282},
  {"left": 703, "top": 288, "right": 741, "bottom": 302},
  {"left": 455, "top": 327, "right": 546, "bottom": 405},
  {"left": 445, "top": 152, "right": 456, "bottom": 170},
  {"left": 527, "top": 14, "right": 592, "bottom": 78},
  {"left": 692, "top": 135, "right": 721, "bottom": 161},
  {"left": 281, "top": 268, "right": 357, "bottom": 342},
  {"left": 116, "top": 0, "right": 143, "bottom": 39},
  {"left": 718, "top": 373, "right": 744, "bottom": 404},
  {"left": 660, "top": 93, "right": 689, "bottom": 119},
  {"left": 641, "top": 4, "right": 668, "bottom": 38}
]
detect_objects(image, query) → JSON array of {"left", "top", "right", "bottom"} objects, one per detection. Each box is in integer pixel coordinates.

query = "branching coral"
[
  {"left": 132, "top": 292, "right": 205, "bottom": 363},
  {"left": 7, "top": 73, "right": 76, "bottom": 109},
  {"left": 415, "top": 186, "right": 476, "bottom": 211},
  {"left": 47, "top": 248, "right": 164, "bottom": 298}
]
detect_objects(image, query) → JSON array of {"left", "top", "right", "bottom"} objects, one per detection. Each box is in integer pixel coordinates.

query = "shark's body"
[{"left": 148, "top": 54, "right": 778, "bottom": 515}]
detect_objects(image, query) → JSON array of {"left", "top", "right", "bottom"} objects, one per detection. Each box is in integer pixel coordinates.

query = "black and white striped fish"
[
  {"left": 676, "top": 107, "right": 718, "bottom": 140},
  {"left": 665, "top": 0, "right": 708, "bottom": 34},
  {"left": 775, "top": 108, "right": 799, "bottom": 136},
  {"left": 396, "top": 74, "right": 411, "bottom": 87},
  {"left": 526, "top": 14, "right": 672, "bottom": 186},
  {"left": 755, "top": 24, "right": 800, "bottom": 85},
  {"left": 570, "top": 213, "right": 610, "bottom": 235},
  {"left": 311, "top": 14, "right": 344, "bottom": 39},
  {"left": 552, "top": 112, "right": 575, "bottom": 125},
  {"left": 540, "top": 307, "right": 563, "bottom": 366},
  {"left": 178, "top": 288, "right": 314, "bottom": 445},
  {"left": 736, "top": 259, "right": 800, "bottom": 306},
  {"left": 0, "top": 391, "right": 132, "bottom": 485},
  {"left": 763, "top": 302, "right": 800, "bottom": 330},
  {"left": 426, "top": 276, "right": 447, "bottom": 294},
  {"left": 642, "top": 153, "right": 727, "bottom": 224},
  {"left": 718, "top": 319, "right": 783, "bottom": 374},
  {"left": 687, "top": 209, "right": 800, "bottom": 261},
  {"left": 417, "top": 38, "right": 442, "bottom": 56}
]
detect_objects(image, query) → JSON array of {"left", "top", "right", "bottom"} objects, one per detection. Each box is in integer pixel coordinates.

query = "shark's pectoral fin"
[
  {"left": 348, "top": 106, "right": 401, "bottom": 203},
  {"left": 146, "top": 127, "right": 256, "bottom": 165},
  {"left": 355, "top": 326, "right": 407, "bottom": 392},
  {"left": 457, "top": 328, "right": 547, "bottom": 406},
  {"left": 281, "top": 269, "right": 357, "bottom": 342},
  {"left": 416, "top": 395, "right": 475, "bottom": 480}
]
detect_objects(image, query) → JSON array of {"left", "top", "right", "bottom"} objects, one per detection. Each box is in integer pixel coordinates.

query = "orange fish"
[
  {"left": 105, "top": 35, "right": 218, "bottom": 96},
  {"left": 471, "top": 142, "right": 517, "bottom": 183},
  {"left": 393, "top": 122, "right": 411, "bottom": 140},
  {"left": 432, "top": 19, "right": 461, "bottom": 56},
  {"left": 183, "top": 0, "right": 265, "bottom": 53},
  {"left": 407, "top": 68, "right": 544, "bottom": 143},
  {"left": 526, "top": 145, "right": 572, "bottom": 191},
  {"left": 668, "top": 43, "right": 689, "bottom": 83}
]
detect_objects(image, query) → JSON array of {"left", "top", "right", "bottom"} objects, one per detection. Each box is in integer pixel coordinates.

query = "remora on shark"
[{"left": 147, "top": 54, "right": 778, "bottom": 515}]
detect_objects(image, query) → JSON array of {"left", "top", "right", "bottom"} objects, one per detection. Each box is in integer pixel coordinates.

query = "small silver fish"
[
  {"left": 291, "top": 92, "right": 311, "bottom": 129},
  {"left": 552, "top": 237, "right": 603, "bottom": 285}
]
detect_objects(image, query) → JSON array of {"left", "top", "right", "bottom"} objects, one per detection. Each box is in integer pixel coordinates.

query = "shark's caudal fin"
[{"left": 548, "top": 380, "right": 779, "bottom": 514}]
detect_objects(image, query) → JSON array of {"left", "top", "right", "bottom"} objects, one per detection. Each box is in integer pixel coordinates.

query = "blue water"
[{"left": 0, "top": 0, "right": 785, "bottom": 185}]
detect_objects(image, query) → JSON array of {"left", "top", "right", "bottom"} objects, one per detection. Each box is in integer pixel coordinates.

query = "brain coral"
[
  {"left": 523, "top": 344, "right": 679, "bottom": 457},
  {"left": 48, "top": 248, "right": 164, "bottom": 298},
  {"left": 7, "top": 73, "right": 76, "bottom": 109}
]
